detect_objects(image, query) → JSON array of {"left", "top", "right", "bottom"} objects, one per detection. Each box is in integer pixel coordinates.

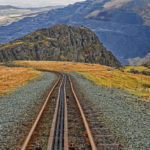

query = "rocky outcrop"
[
  {"left": 1, "top": 0, "right": 150, "bottom": 65},
  {"left": 0, "top": 24, "right": 121, "bottom": 67}
]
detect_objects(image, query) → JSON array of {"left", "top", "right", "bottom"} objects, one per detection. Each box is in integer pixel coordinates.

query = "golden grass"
[
  {"left": 124, "top": 65, "right": 150, "bottom": 73},
  {"left": 0, "top": 66, "right": 41, "bottom": 96},
  {"left": 15, "top": 61, "right": 150, "bottom": 101},
  {"left": 0, "top": 41, "right": 24, "bottom": 50}
]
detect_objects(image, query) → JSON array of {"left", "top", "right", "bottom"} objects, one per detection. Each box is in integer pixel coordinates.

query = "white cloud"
[{"left": 0, "top": 0, "right": 85, "bottom": 7}]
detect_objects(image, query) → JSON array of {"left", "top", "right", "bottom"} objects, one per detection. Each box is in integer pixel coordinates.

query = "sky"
[{"left": 0, "top": 0, "right": 85, "bottom": 8}]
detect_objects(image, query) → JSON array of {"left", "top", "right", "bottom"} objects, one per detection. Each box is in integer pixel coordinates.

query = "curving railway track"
[{"left": 19, "top": 72, "right": 122, "bottom": 150}]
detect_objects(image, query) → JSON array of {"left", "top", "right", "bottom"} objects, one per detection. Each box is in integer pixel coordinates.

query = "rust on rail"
[
  {"left": 47, "top": 74, "right": 69, "bottom": 150},
  {"left": 20, "top": 72, "right": 98, "bottom": 150},
  {"left": 68, "top": 76, "right": 98, "bottom": 150},
  {"left": 20, "top": 74, "right": 61, "bottom": 150},
  {"left": 47, "top": 75, "right": 63, "bottom": 150},
  {"left": 64, "top": 77, "right": 69, "bottom": 150}
]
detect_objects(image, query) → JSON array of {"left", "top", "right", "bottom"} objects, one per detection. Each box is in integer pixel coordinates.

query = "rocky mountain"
[
  {"left": 0, "top": 25, "right": 121, "bottom": 67},
  {"left": 0, "top": 0, "right": 150, "bottom": 64}
]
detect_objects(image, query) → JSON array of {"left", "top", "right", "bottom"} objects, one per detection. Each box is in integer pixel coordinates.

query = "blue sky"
[{"left": 0, "top": 0, "right": 85, "bottom": 7}]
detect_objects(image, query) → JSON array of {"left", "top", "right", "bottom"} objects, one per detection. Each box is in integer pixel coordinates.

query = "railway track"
[{"left": 19, "top": 72, "right": 121, "bottom": 150}]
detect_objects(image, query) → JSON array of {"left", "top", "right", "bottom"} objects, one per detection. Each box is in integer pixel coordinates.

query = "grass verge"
[
  {"left": 14, "top": 61, "right": 150, "bottom": 101},
  {"left": 0, "top": 65, "right": 42, "bottom": 96}
]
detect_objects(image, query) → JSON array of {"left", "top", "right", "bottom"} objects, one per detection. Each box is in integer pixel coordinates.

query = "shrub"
[
  {"left": 142, "top": 62, "right": 150, "bottom": 68},
  {"left": 141, "top": 71, "right": 150, "bottom": 76},
  {"left": 128, "top": 69, "right": 139, "bottom": 74},
  {"left": 143, "top": 84, "right": 150, "bottom": 88}
]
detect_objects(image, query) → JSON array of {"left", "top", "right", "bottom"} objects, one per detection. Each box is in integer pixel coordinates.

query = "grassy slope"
[
  {"left": 15, "top": 61, "right": 150, "bottom": 101},
  {"left": 124, "top": 65, "right": 150, "bottom": 73},
  {"left": 0, "top": 66, "right": 41, "bottom": 96}
]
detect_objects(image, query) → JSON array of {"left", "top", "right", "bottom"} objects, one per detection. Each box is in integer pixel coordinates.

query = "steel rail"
[
  {"left": 68, "top": 76, "right": 98, "bottom": 150},
  {"left": 54, "top": 79, "right": 65, "bottom": 150},
  {"left": 59, "top": 79, "right": 65, "bottom": 150},
  {"left": 47, "top": 74, "right": 68, "bottom": 150},
  {"left": 47, "top": 75, "right": 64, "bottom": 150},
  {"left": 20, "top": 74, "right": 61, "bottom": 150},
  {"left": 54, "top": 90, "right": 62, "bottom": 150},
  {"left": 64, "top": 77, "right": 69, "bottom": 150}
]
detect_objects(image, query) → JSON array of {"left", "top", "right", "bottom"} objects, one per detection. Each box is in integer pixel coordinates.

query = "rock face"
[
  {"left": 0, "top": 0, "right": 150, "bottom": 65},
  {"left": 0, "top": 25, "right": 121, "bottom": 67}
]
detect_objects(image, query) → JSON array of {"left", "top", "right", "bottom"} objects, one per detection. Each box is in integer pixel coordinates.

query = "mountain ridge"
[
  {"left": 0, "top": 5, "right": 64, "bottom": 26},
  {"left": 0, "top": 5, "right": 19, "bottom": 9},
  {"left": 0, "top": 0, "right": 150, "bottom": 64},
  {"left": 0, "top": 24, "right": 121, "bottom": 67}
]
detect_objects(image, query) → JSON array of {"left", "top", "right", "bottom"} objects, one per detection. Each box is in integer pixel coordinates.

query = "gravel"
[
  {"left": 69, "top": 72, "right": 150, "bottom": 150},
  {"left": 0, "top": 72, "right": 56, "bottom": 149}
]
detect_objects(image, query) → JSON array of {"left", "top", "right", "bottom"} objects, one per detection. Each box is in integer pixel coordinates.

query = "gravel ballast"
[
  {"left": 69, "top": 72, "right": 150, "bottom": 150},
  {"left": 0, "top": 72, "right": 56, "bottom": 149}
]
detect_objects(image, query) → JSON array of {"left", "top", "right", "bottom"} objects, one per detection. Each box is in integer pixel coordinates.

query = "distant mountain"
[
  {"left": 0, "top": 5, "right": 64, "bottom": 26},
  {"left": 128, "top": 53, "right": 150, "bottom": 65},
  {"left": 0, "top": 25, "right": 121, "bottom": 67},
  {"left": 0, "top": 5, "right": 19, "bottom": 9},
  {"left": 0, "top": 0, "right": 150, "bottom": 64}
]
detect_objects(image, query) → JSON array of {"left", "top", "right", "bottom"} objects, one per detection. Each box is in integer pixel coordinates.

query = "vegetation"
[
  {"left": 0, "top": 25, "right": 121, "bottom": 67},
  {"left": 143, "top": 62, "right": 150, "bottom": 68},
  {"left": 124, "top": 65, "right": 150, "bottom": 72},
  {"left": 0, "top": 65, "right": 41, "bottom": 96},
  {"left": 124, "top": 65, "right": 150, "bottom": 76},
  {"left": 0, "top": 41, "right": 24, "bottom": 50},
  {"left": 15, "top": 61, "right": 150, "bottom": 101}
]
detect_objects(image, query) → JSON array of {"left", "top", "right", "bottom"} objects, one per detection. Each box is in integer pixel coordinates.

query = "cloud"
[{"left": 0, "top": 0, "right": 85, "bottom": 7}]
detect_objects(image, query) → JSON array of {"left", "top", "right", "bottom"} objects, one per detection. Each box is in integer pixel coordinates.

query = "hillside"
[
  {"left": 0, "top": 0, "right": 150, "bottom": 64},
  {"left": 0, "top": 5, "right": 64, "bottom": 26},
  {"left": 0, "top": 65, "right": 41, "bottom": 96},
  {"left": 0, "top": 25, "right": 121, "bottom": 67},
  {"left": 14, "top": 60, "right": 150, "bottom": 101},
  {"left": 0, "top": 5, "right": 19, "bottom": 9}
]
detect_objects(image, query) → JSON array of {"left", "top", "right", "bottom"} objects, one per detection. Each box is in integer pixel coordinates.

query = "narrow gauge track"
[
  {"left": 70, "top": 76, "right": 123, "bottom": 150},
  {"left": 20, "top": 71, "right": 120, "bottom": 150},
  {"left": 20, "top": 72, "right": 62, "bottom": 150}
]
